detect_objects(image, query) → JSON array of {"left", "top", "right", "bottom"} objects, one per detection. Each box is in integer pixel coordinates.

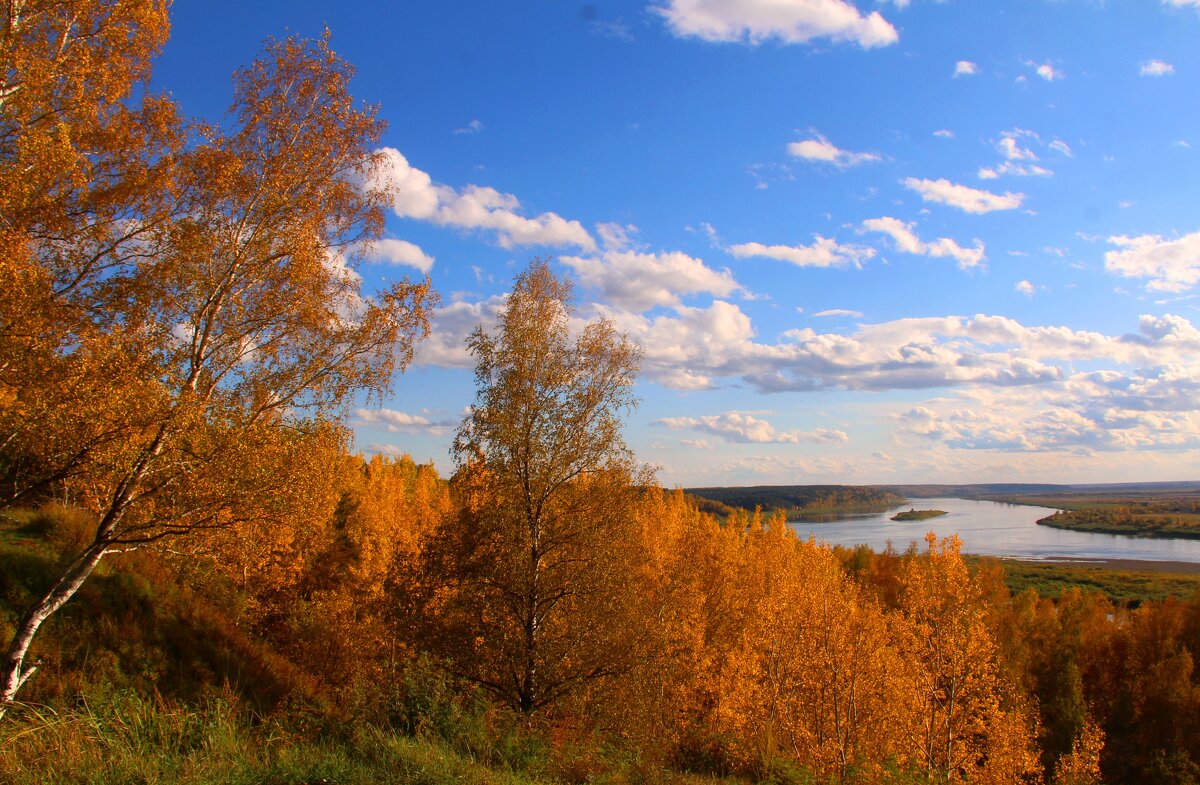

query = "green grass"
[
  {"left": 0, "top": 695, "right": 556, "bottom": 785},
  {"left": 998, "top": 559, "right": 1200, "bottom": 604},
  {"left": 0, "top": 694, "right": 756, "bottom": 785}
]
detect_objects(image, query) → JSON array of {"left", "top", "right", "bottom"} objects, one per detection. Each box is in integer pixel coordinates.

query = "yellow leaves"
[
  {"left": 895, "top": 534, "right": 1041, "bottom": 783},
  {"left": 1052, "top": 717, "right": 1105, "bottom": 785}
]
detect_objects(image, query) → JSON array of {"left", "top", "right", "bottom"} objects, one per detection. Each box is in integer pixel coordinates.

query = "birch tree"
[
  {"left": 425, "top": 259, "right": 644, "bottom": 715},
  {"left": 0, "top": 12, "right": 434, "bottom": 715}
]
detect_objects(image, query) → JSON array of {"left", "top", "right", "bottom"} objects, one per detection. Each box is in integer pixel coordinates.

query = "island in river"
[{"left": 891, "top": 508, "right": 947, "bottom": 522}]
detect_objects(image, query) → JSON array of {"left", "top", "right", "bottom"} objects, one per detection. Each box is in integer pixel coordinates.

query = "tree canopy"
[
  {"left": 426, "top": 259, "right": 645, "bottom": 714},
  {"left": 0, "top": 2, "right": 434, "bottom": 714}
]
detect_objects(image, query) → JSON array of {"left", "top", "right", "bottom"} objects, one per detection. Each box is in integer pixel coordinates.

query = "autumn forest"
[{"left": 2, "top": 3, "right": 1200, "bottom": 784}]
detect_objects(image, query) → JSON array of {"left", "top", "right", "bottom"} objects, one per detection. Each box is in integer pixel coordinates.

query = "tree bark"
[{"left": 0, "top": 540, "right": 109, "bottom": 718}]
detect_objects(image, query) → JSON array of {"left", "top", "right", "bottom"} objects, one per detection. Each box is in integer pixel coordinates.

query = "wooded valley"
[{"left": 2, "top": 4, "right": 1199, "bottom": 784}]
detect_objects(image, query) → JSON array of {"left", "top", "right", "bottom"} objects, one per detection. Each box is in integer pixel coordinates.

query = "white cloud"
[
  {"left": 654, "top": 0, "right": 899, "bottom": 49},
  {"left": 415, "top": 294, "right": 508, "bottom": 367},
  {"left": 933, "top": 129, "right": 955, "bottom": 139},
  {"left": 998, "top": 130, "right": 1039, "bottom": 161},
  {"left": 626, "top": 306, "right": 1200, "bottom": 395},
  {"left": 979, "top": 162, "right": 1053, "bottom": 179},
  {"left": 367, "top": 239, "right": 435, "bottom": 273},
  {"left": 1141, "top": 59, "right": 1176, "bottom": 77},
  {"left": 787, "top": 132, "right": 881, "bottom": 167},
  {"left": 657, "top": 411, "right": 848, "bottom": 445},
  {"left": 979, "top": 130, "right": 1057, "bottom": 179},
  {"left": 1015, "top": 280, "right": 1036, "bottom": 297},
  {"left": 454, "top": 119, "right": 484, "bottom": 134},
  {"left": 560, "top": 249, "right": 741, "bottom": 311},
  {"left": 424, "top": 282, "right": 1200, "bottom": 447},
  {"left": 898, "top": 369, "right": 1200, "bottom": 453},
  {"left": 903, "top": 177, "right": 1024, "bottom": 214},
  {"left": 1105, "top": 230, "right": 1200, "bottom": 292},
  {"left": 862, "top": 216, "right": 986, "bottom": 268},
  {"left": 373, "top": 147, "right": 595, "bottom": 251},
  {"left": 354, "top": 408, "right": 450, "bottom": 435},
  {"left": 813, "top": 309, "right": 864, "bottom": 318},
  {"left": 728, "top": 236, "right": 876, "bottom": 268},
  {"left": 596, "top": 222, "right": 639, "bottom": 251},
  {"left": 953, "top": 60, "right": 978, "bottom": 77},
  {"left": 363, "top": 443, "right": 410, "bottom": 457},
  {"left": 1164, "top": 0, "right": 1200, "bottom": 7},
  {"left": 1025, "top": 60, "right": 1064, "bottom": 81}
]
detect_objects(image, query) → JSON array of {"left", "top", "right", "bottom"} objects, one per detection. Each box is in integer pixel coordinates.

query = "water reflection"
[{"left": 789, "top": 497, "right": 1200, "bottom": 563}]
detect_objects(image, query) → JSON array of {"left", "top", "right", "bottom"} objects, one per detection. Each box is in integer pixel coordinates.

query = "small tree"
[
  {"left": 425, "top": 259, "right": 645, "bottom": 715},
  {"left": 0, "top": 17, "right": 435, "bottom": 715}
]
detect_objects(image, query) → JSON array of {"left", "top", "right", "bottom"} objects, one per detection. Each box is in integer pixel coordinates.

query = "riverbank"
[
  {"left": 1014, "top": 556, "right": 1200, "bottom": 574},
  {"left": 995, "top": 557, "right": 1200, "bottom": 604},
  {"left": 1037, "top": 510, "right": 1200, "bottom": 540}
]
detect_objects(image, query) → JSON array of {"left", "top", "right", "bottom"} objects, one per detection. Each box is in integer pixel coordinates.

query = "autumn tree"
[
  {"left": 424, "top": 259, "right": 644, "bottom": 715},
  {"left": 895, "top": 534, "right": 1040, "bottom": 783},
  {"left": 0, "top": 19, "right": 435, "bottom": 715},
  {"left": 716, "top": 518, "right": 905, "bottom": 782},
  {"left": 0, "top": 0, "right": 179, "bottom": 507}
]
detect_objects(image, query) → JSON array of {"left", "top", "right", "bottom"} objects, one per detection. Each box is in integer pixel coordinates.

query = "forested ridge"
[{"left": 3, "top": 4, "right": 1200, "bottom": 784}]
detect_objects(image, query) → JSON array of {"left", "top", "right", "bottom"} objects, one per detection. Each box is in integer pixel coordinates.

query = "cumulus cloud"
[
  {"left": 813, "top": 309, "right": 865, "bottom": 318},
  {"left": 654, "top": 0, "right": 898, "bottom": 49},
  {"left": 367, "top": 239, "right": 435, "bottom": 273},
  {"left": 1025, "top": 60, "right": 1064, "bottom": 81},
  {"left": 625, "top": 307, "right": 1200, "bottom": 394},
  {"left": 414, "top": 294, "right": 508, "bottom": 368},
  {"left": 560, "top": 249, "right": 741, "bottom": 312},
  {"left": 596, "top": 222, "right": 640, "bottom": 251},
  {"left": 786, "top": 132, "right": 881, "bottom": 168},
  {"left": 372, "top": 147, "right": 595, "bottom": 251},
  {"left": 898, "top": 369, "right": 1200, "bottom": 452},
  {"left": 728, "top": 236, "right": 876, "bottom": 268},
  {"left": 417, "top": 278, "right": 1200, "bottom": 452},
  {"left": 1105, "top": 230, "right": 1200, "bottom": 292},
  {"left": 953, "top": 60, "right": 978, "bottom": 77},
  {"left": 1141, "top": 59, "right": 1176, "bottom": 76},
  {"left": 998, "top": 130, "right": 1039, "bottom": 161},
  {"left": 657, "top": 411, "right": 849, "bottom": 445},
  {"left": 1015, "top": 280, "right": 1036, "bottom": 297},
  {"left": 978, "top": 130, "right": 1061, "bottom": 179},
  {"left": 933, "top": 129, "right": 955, "bottom": 139},
  {"left": 363, "top": 443, "right": 410, "bottom": 457},
  {"left": 354, "top": 408, "right": 451, "bottom": 435},
  {"left": 862, "top": 216, "right": 986, "bottom": 268},
  {"left": 903, "top": 177, "right": 1024, "bottom": 214},
  {"left": 454, "top": 119, "right": 484, "bottom": 134}
]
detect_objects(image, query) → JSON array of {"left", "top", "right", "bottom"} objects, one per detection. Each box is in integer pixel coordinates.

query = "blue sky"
[{"left": 156, "top": 1, "right": 1200, "bottom": 486}]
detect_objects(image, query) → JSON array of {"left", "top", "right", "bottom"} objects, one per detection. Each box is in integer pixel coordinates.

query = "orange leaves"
[
  {"left": 895, "top": 535, "right": 1040, "bottom": 783},
  {"left": 0, "top": 11, "right": 437, "bottom": 711},
  {"left": 717, "top": 532, "right": 905, "bottom": 780}
]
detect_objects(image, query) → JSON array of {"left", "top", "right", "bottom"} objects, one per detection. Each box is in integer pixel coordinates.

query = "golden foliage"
[
  {"left": 1, "top": 6, "right": 435, "bottom": 711},
  {"left": 427, "top": 260, "right": 644, "bottom": 715}
]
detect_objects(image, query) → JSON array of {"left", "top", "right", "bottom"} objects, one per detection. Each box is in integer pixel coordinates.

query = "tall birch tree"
[{"left": 0, "top": 8, "right": 434, "bottom": 715}]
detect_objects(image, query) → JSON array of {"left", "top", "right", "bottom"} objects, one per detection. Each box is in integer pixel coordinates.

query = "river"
[{"left": 788, "top": 497, "right": 1200, "bottom": 564}]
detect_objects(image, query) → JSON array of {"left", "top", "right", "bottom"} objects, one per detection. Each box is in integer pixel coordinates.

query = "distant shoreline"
[{"left": 1003, "top": 557, "right": 1200, "bottom": 575}]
